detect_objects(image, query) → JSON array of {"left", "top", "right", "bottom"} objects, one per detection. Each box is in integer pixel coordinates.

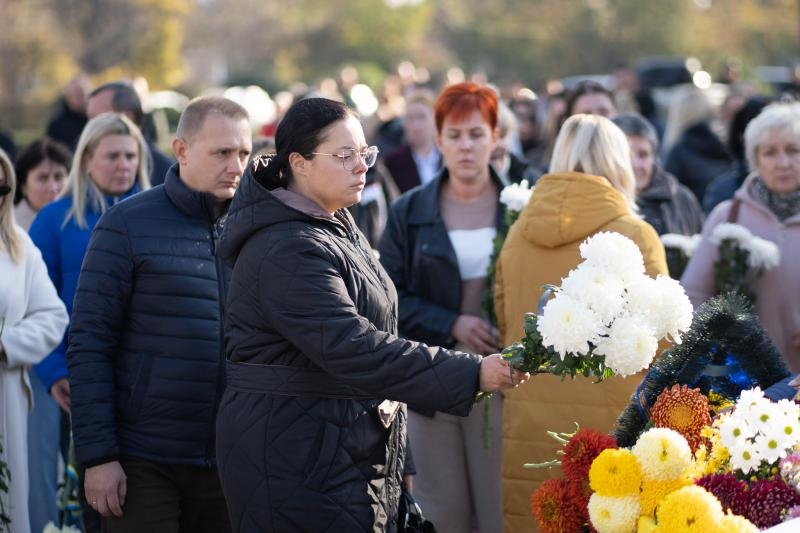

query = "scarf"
[{"left": 751, "top": 175, "right": 800, "bottom": 221}]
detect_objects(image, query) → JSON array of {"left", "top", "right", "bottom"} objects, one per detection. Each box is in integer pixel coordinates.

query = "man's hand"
[
  {"left": 451, "top": 315, "right": 501, "bottom": 356},
  {"left": 50, "top": 378, "right": 71, "bottom": 414},
  {"left": 479, "top": 354, "right": 530, "bottom": 392},
  {"left": 85, "top": 461, "right": 127, "bottom": 518}
]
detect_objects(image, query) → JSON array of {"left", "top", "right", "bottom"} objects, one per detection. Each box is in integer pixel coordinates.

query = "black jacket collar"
[{"left": 164, "top": 163, "right": 228, "bottom": 223}]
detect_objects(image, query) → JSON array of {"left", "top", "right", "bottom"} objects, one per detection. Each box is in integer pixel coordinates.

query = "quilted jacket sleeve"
[
  {"left": 67, "top": 209, "right": 134, "bottom": 466},
  {"left": 377, "top": 202, "right": 459, "bottom": 347},
  {"left": 258, "top": 236, "right": 480, "bottom": 417}
]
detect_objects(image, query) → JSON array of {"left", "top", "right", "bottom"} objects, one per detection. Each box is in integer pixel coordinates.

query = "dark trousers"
[{"left": 102, "top": 456, "right": 231, "bottom": 533}]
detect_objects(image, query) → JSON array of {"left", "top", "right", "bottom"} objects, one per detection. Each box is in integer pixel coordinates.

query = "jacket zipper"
[{"left": 205, "top": 221, "right": 227, "bottom": 467}]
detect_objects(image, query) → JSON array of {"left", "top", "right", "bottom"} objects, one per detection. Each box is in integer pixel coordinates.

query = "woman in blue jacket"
[{"left": 27, "top": 112, "right": 150, "bottom": 528}]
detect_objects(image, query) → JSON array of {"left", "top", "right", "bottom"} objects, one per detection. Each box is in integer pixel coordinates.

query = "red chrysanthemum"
[
  {"left": 740, "top": 477, "right": 800, "bottom": 528},
  {"left": 530, "top": 478, "right": 586, "bottom": 533},
  {"left": 561, "top": 429, "right": 617, "bottom": 488},
  {"left": 696, "top": 473, "right": 747, "bottom": 514},
  {"left": 649, "top": 384, "right": 711, "bottom": 451}
]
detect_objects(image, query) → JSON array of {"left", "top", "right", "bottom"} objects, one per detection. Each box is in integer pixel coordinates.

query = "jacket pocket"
[{"left": 303, "top": 421, "right": 341, "bottom": 491}]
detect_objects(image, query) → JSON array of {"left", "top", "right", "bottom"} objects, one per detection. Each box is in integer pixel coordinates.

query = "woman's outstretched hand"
[{"left": 479, "top": 353, "right": 530, "bottom": 392}]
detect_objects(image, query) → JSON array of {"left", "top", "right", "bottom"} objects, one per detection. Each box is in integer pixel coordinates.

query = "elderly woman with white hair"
[
  {"left": 494, "top": 113, "right": 667, "bottom": 532},
  {"left": 0, "top": 148, "right": 68, "bottom": 533},
  {"left": 681, "top": 102, "right": 800, "bottom": 373}
]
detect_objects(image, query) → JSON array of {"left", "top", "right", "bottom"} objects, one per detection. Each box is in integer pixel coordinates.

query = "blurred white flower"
[
  {"left": 660, "top": 233, "right": 702, "bottom": 257},
  {"left": 745, "top": 235, "right": 781, "bottom": 270},
  {"left": 710, "top": 222, "right": 755, "bottom": 246},
  {"left": 499, "top": 179, "right": 533, "bottom": 212}
]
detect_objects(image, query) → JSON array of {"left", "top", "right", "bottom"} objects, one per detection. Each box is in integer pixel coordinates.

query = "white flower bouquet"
[
  {"left": 483, "top": 179, "right": 534, "bottom": 323},
  {"left": 502, "top": 232, "right": 693, "bottom": 379},
  {"left": 711, "top": 223, "right": 780, "bottom": 303}
]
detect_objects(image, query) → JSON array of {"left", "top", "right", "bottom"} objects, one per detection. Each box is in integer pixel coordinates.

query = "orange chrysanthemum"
[
  {"left": 650, "top": 384, "right": 711, "bottom": 451},
  {"left": 530, "top": 478, "right": 587, "bottom": 533},
  {"left": 561, "top": 428, "right": 618, "bottom": 491}
]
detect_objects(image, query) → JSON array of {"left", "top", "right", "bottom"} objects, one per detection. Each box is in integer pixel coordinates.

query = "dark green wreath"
[{"left": 612, "top": 292, "right": 790, "bottom": 447}]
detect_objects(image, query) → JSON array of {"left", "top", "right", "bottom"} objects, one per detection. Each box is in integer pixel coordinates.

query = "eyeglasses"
[
  {"left": 309, "top": 146, "right": 379, "bottom": 171},
  {"left": 0, "top": 184, "right": 10, "bottom": 197}
]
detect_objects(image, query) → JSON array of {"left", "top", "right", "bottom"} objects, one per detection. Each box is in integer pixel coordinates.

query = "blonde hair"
[
  {"left": 60, "top": 112, "right": 151, "bottom": 228},
  {"left": 744, "top": 101, "right": 800, "bottom": 172},
  {"left": 550, "top": 113, "right": 638, "bottom": 212},
  {"left": 0, "top": 149, "right": 23, "bottom": 262}
]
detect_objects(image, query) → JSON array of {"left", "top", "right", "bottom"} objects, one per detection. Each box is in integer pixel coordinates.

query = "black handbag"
[{"left": 397, "top": 488, "right": 436, "bottom": 533}]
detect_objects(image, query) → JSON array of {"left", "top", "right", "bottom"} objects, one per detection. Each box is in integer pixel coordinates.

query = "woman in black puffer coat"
[{"left": 215, "top": 98, "right": 525, "bottom": 532}]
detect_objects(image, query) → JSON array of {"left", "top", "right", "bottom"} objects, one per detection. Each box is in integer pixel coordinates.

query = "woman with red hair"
[{"left": 379, "top": 82, "right": 506, "bottom": 532}]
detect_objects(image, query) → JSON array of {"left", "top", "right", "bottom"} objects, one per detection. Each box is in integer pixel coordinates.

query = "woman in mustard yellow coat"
[{"left": 494, "top": 114, "right": 668, "bottom": 533}]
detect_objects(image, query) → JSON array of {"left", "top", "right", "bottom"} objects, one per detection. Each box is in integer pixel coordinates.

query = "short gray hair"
[
  {"left": 612, "top": 112, "right": 659, "bottom": 151},
  {"left": 744, "top": 102, "right": 800, "bottom": 171}
]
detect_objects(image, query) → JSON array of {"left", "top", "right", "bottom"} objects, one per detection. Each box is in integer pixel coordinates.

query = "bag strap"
[{"left": 727, "top": 198, "right": 741, "bottom": 223}]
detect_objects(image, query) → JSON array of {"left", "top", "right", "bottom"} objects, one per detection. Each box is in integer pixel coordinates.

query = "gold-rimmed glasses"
[{"left": 309, "top": 146, "right": 379, "bottom": 171}]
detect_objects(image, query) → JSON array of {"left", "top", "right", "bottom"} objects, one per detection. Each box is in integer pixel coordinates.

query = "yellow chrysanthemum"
[
  {"left": 637, "top": 515, "right": 659, "bottom": 533},
  {"left": 717, "top": 512, "right": 758, "bottom": 533},
  {"left": 692, "top": 425, "right": 730, "bottom": 476},
  {"left": 589, "top": 448, "right": 643, "bottom": 496},
  {"left": 639, "top": 477, "right": 691, "bottom": 517},
  {"left": 632, "top": 428, "right": 693, "bottom": 481},
  {"left": 655, "top": 486, "right": 723, "bottom": 532},
  {"left": 587, "top": 494, "right": 640, "bottom": 533}
]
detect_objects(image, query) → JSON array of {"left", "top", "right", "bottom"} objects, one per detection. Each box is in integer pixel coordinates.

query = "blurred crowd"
[{"left": 1, "top": 59, "right": 800, "bottom": 533}]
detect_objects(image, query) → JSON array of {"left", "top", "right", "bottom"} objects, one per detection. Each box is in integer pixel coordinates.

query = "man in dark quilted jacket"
[{"left": 66, "top": 96, "right": 252, "bottom": 532}]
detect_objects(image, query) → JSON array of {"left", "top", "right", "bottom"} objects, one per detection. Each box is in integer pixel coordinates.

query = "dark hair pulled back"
[
  {"left": 251, "top": 98, "right": 354, "bottom": 190},
  {"left": 14, "top": 137, "right": 73, "bottom": 204}
]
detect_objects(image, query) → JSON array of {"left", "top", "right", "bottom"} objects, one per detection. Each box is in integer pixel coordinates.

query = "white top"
[{"left": 448, "top": 227, "right": 497, "bottom": 280}]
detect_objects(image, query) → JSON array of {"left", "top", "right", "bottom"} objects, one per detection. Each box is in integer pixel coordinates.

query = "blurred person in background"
[
  {"left": 491, "top": 101, "right": 542, "bottom": 185},
  {"left": 87, "top": 81, "right": 174, "bottom": 186},
  {"left": 46, "top": 75, "right": 90, "bottom": 151},
  {"left": 382, "top": 88, "right": 441, "bottom": 194},
  {"left": 0, "top": 148, "right": 69, "bottom": 533},
  {"left": 11, "top": 136, "right": 72, "bottom": 531},
  {"left": 28, "top": 113, "right": 151, "bottom": 530},
  {"left": 13, "top": 138, "right": 71, "bottom": 230},
  {"left": 379, "top": 82, "right": 506, "bottom": 533},
  {"left": 494, "top": 114, "right": 667, "bottom": 533},
  {"left": 612, "top": 112, "right": 704, "bottom": 277},
  {"left": 543, "top": 80, "right": 618, "bottom": 171},
  {"left": 703, "top": 96, "right": 771, "bottom": 213},
  {"left": 681, "top": 102, "right": 800, "bottom": 373},
  {"left": 508, "top": 92, "right": 547, "bottom": 172},
  {"left": 662, "top": 86, "right": 733, "bottom": 203}
]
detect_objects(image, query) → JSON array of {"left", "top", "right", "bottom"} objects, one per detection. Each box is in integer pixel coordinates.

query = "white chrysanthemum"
[
  {"left": 537, "top": 293, "right": 603, "bottom": 357},
  {"left": 560, "top": 264, "right": 626, "bottom": 324},
  {"left": 498, "top": 179, "right": 533, "bottom": 212},
  {"left": 760, "top": 410, "right": 800, "bottom": 449},
  {"left": 624, "top": 275, "right": 693, "bottom": 343},
  {"left": 579, "top": 232, "right": 645, "bottom": 281},
  {"left": 710, "top": 222, "right": 754, "bottom": 246},
  {"left": 728, "top": 441, "right": 763, "bottom": 474},
  {"left": 593, "top": 315, "right": 658, "bottom": 376},
  {"left": 632, "top": 427, "right": 693, "bottom": 480},
  {"left": 660, "top": 233, "right": 702, "bottom": 256},
  {"left": 744, "top": 235, "right": 781, "bottom": 270},
  {"left": 718, "top": 412, "right": 754, "bottom": 449},
  {"left": 587, "top": 494, "right": 640, "bottom": 533},
  {"left": 750, "top": 400, "right": 781, "bottom": 430}
]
